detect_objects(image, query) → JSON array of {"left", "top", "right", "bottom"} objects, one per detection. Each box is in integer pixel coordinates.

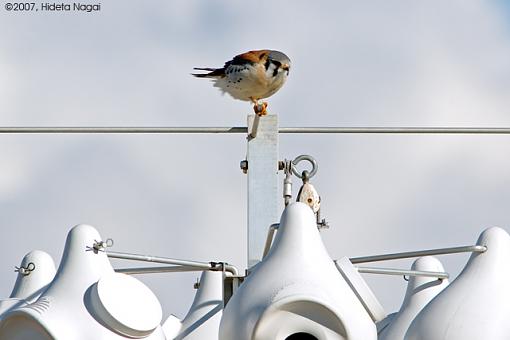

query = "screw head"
[
  {"left": 240, "top": 160, "right": 248, "bottom": 173},
  {"left": 278, "top": 161, "right": 285, "bottom": 171}
]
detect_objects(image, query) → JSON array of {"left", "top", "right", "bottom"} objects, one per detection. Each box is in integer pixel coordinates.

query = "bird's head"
[{"left": 265, "top": 50, "right": 291, "bottom": 78}]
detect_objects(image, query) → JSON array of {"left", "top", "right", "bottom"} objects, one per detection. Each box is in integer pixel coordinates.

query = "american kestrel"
[{"left": 192, "top": 49, "right": 291, "bottom": 116}]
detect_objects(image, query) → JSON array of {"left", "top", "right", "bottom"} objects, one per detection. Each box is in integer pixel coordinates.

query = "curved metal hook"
[
  {"left": 87, "top": 238, "right": 115, "bottom": 253},
  {"left": 291, "top": 155, "right": 318, "bottom": 179},
  {"left": 15, "top": 262, "right": 36, "bottom": 276}
]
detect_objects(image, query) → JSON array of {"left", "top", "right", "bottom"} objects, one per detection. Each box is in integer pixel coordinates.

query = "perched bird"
[{"left": 192, "top": 49, "right": 291, "bottom": 115}]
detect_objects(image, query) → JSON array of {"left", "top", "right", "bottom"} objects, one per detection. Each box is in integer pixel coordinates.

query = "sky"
[{"left": 1, "top": 0, "right": 510, "bottom": 321}]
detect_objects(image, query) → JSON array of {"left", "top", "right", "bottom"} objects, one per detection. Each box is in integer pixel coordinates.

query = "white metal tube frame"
[
  {"left": 349, "top": 245, "right": 487, "bottom": 264},
  {"left": 114, "top": 265, "right": 203, "bottom": 274},
  {"left": 106, "top": 250, "right": 239, "bottom": 276},
  {"left": 355, "top": 266, "right": 449, "bottom": 279}
]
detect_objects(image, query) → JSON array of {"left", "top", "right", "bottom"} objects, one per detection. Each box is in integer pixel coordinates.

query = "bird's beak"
[{"left": 282, "top": 64, "right": 290, "bottom": 72}]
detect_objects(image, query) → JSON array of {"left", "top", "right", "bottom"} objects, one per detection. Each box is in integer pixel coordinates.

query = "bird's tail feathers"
[
  {"left": 193, "top": 67, "right": 216, "bottom": 71},
  {"left": 191, "top": 67, "right": 225, "bottom": 78},
  {"left": 191, "top": 73, "right": 212, "bottom": 78}
]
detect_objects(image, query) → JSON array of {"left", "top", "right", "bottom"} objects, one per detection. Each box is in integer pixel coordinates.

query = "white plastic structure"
[
  {"left": 0, "top": 224, "right": 166, "bottom": 340},
  {"left": 164, "top": 270, "right": 224, "bottom": 340},
  {"left": 406, "top": 227, "right": 510, "bottom": 339},
  {"left": 335, "top": 257, "right": 386, "bottom": 323},
  {"left": 0, "top": 250, "right": 56, "bottom": 318},
  {"left": 162, "top": 315, "right": 181, "bottom": 340},
  {"left": 90, "top": 272, "right": 163, "bottom": 338},
  {"left": 219, "top": 202, "right": 378, "bottom": 340},
  {"left": 377, "top": 256, "right": 449, "bottom": 339}
]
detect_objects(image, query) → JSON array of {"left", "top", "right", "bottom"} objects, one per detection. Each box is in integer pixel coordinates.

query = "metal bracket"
[{"left": 247, "top": 114, "right": 279, "bottom": 269}]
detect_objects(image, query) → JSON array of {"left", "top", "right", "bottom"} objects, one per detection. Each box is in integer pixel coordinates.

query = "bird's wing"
[
  {"left": 192, "top": 50, "right": 270, "bottom": 78},
  {"left": 228, "top": 50, "right": 270, "bottom": 66}
]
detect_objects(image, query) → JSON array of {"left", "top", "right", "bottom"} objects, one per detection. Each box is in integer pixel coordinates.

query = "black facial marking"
[
  {"left": 264, "top": 59, "right": 271, "bottom": 71},
  {"left": 269, "top": 60, "right": 282, "bottom": 77},
  {"left": 271, "top": 60, "right": 282, "bottom": 68}
]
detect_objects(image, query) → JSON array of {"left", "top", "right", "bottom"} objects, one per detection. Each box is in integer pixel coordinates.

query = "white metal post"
[{"left": 247, "top": 114, "right": 279, "bottom": 269}]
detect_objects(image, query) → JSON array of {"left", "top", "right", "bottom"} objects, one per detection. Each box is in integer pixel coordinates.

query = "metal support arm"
[
  {"left": 106, "top": 250, "right": 239, "bottom": 276},
  {"left": 349, "top": 245, "right": 487, "bottom": 264},
  {"left": 356, "top": 266, "right": 449, "bottom": 279}
]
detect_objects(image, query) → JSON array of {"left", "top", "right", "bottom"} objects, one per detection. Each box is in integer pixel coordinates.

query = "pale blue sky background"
[{"left": 1, "top": 0, "right": 510, "bottom": 319}]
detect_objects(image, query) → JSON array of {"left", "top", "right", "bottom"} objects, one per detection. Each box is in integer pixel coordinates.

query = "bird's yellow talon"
[{"left": 254, "top": 102, "right": 268, "bottom": 116}]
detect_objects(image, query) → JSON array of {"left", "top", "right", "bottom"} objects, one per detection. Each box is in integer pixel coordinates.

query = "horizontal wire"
[
  {"left": 280, "top": 127, "right": 510, "bottom": 134},
  {"left": 0, "top": 127, "right": 247, "bottom": 134},
  {"left": 1, "top": 127, "right": 510, "bottom": 134}
]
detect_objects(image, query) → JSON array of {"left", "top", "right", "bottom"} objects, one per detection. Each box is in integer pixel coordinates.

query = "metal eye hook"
[
  {"left": 291, "top": 155, "right": 318, "bottom": 180},
  {"left": 86, "top": 238, "right": 114, "bottom": 254},
  {"left": 15, "top": 262, "right": 36, "bottom": 276}
]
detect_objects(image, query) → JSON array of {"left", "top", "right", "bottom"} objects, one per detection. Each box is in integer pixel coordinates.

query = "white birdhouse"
[
  {"left": 219, "top": 202, "right": 378, "bottom": 340},
  {"left": 378, "top": 256, "right": 449, "bottom": 339},
  {"left": 164, "top": 270, "right": 224, "bottom": 340},
  {"left": 406, "top": 227, "right": 510, "bottom": 339},
  {"left": 0, "top": 224, "right": 166, "bottom": 340},
  {"left": 0, "top": 250, "right": 56, "bottom": 318}
]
